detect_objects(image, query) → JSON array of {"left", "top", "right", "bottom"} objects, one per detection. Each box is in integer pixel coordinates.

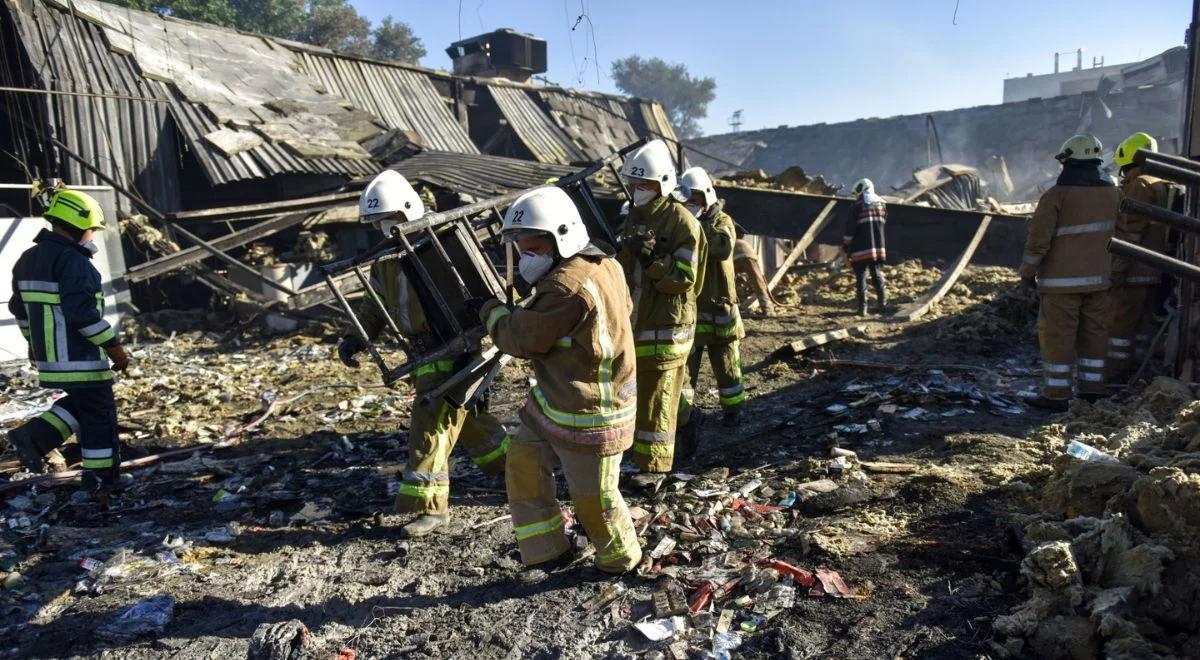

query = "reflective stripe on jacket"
[
  {"left": 482, "top": 246, "right": 636, "bottom": 456},
  {"left": 696, "top": 202, "right": 743, "bottom": 342},
  {"left": 617, "top": 195, "right": 707, "bottom": 370},
  {"left": 842, "top": 198, "right": 887, "bottom": 264},
  {"left": 1023, "top": 183, "right": 1121, "bottom": 293},
  {"left": 8, "top": 229, "right": 116, "bottom": 387}
]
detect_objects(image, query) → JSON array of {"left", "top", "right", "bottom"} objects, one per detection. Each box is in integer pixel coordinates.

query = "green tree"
[
  {"left": 298, "top": 0, "right": 371, "bottom": 56},
  {"left": 611, "top": 56, "right": 716, "bottom": 138},
  {"left": 228, "top": 0, "right": 306, "bottom": 40},
  {"left": 372, "top": 16, "right": 426, "bottom": 64},
  {"left": 107, "top": 0, "right": 234, "bottom": 27}
]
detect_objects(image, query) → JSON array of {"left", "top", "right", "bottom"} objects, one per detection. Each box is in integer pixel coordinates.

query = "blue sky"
[{"left": 351, "top": 1, "right": 1191, "bottom": 136}]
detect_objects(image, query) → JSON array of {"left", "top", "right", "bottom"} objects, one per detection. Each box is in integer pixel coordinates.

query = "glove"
[
  {"left": 1020, "top": 276, "right": 1037, "bottom": 290},
  {"left": 105, "top": 345, "right": 130, "bottom": 372},
  {"left": 637, "top": 230, "right": 657, "bottom": 267},
  {"left": 1017, "top": 261, "right": 1038, "bottom": 279},
  {"left": 463, "top": 296, "right": 499, "bottom": 324},
  {"left": 338, "top": 335, "right": 367, "bottom": 368}
]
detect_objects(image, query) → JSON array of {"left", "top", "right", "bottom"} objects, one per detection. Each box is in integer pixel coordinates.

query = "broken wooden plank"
[
  {"left": 779, "top": 325, "right": 867, "bottom": 357},
  {"left": 888, "top": 215, "right": 992, "bottom": 323},
  {"left": 766, "top": 199, "right": 838, "bottom": 292},
  {"left": 168, "top": 191, "right": 360, "bottom": 223},
  {"left": 860, "top": 461, "right": 921, "bottom": 474},
  {"left": 126, "top": 212, "right": 310, "bottom": 283}
]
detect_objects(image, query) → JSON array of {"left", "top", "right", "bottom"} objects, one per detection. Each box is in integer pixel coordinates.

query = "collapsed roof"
[{"left": 0, "top": 0, "right": 677, "bottom": 213}]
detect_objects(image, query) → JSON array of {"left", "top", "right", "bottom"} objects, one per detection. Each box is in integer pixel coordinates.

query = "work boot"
[
  {"left": 675, "top": 420, "right": 700, "bottom": 462},
  {"left": 1079, "top": 392, "right": 1104, "bottom": 404},
  {"left": 5, "top": 426, "right": 47, "bottom": 473},
  {"left": 875, "top": 294, "right": 889, "bottom": 315},
  {"left": 400, "top": 512, "right": 449, "bottom": 538},
  {"left": 856, "top": 301, "right": 869, "bottom": 317},
  {"left": 722, "top": 409, "right": 742, "bottom": 428},
  {"left": 1027, "top": 396, "right": 1070, "bottom": 413}
]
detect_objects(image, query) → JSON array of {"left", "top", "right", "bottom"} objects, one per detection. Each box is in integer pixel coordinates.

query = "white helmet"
[
  {"left": 1056, "top": 134, "right": 1104, "bottom": 162},
  {"left": 360, "top": 170, "right": 425, "bottom": 225},
  {"left": 502, "top": 187, "right": 589, "bottom": 258},
  {"left": 852, "top": 179, "right": 874, "bottom": 196},
  {"left": 621, "top": 139, "right": 677, "bottom": 198},
  {"left": 680, "top": 167, "right": 717, "bottom": 209}
]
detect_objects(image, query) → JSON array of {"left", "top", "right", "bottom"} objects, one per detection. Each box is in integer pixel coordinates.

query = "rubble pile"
[
  {"left": 993, "top": 377, "right": 1200, "bottom": 659},
  {"left": 1, "top": 332, "right": 408, "bottom": 455},
  {"left": 716, "top": 166, "right": 841, "bottom": 195}
]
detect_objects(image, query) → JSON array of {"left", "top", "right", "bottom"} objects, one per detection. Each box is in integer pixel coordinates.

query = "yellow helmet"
[
  {"left": 1115, "top": 132, "right": 1157, "bottom": 169},
  {"left": 44, "top": 189, "right": 105, "bottom": 231}
]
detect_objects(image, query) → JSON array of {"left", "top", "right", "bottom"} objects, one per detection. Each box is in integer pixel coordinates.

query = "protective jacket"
[
  {"left": 1023, "top": 163, "right": 1120, "bottom": 294},
  {"left": 617, "top": 195, "right": 706, "bottom": 369},
  {"left": 482, "top": 245, "right": 637, "bottom": 456},
  {"left": 1115, "top": 166, "right": 1174, "bottom": 286},
  {"left": 8, "top": 230, "right": 117, "bottom": 387},
  {"left": 695, "top": 201, "right": 743, "bottom": 342},
  {"left": 842, "top": 193, "right": 888, "bottom": 264}
]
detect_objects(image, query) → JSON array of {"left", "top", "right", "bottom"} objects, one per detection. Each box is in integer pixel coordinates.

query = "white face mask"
[
  {"left": 518, "top": 251, "right": 555, "bottom": 284},
  {"left": 79, "top": 240, "right": 99, "bottom": 255},
  {"left": 631, "top": 188, "right": 657, "bottom": 207},
  {"left": 685, "top": 204, "right": 703, "bottom": 218}
]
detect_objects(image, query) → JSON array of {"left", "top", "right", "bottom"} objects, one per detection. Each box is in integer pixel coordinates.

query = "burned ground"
[{"left": 0, "top": 261, "right": 1179, "bottom": 659}]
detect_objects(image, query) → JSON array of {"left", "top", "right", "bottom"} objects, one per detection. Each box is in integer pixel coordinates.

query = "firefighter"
[
  {"left": 337, "top": 171, "right": 509, "bottom": 538},
  {"left": 1107, "top": 132, "right": 1176, "bottom": 383},
  {"left": 1019, "top": 134, "right": 1121, "bottom": 412},
  {"left": 616, "top": 139, "right": 706, "bottom": 475},
  {"left": 477, "top": 186, "right": 642, "bottom": 573},
  {"left": 5, "top": 189, "right": 130, "bottom": 504},
  {"left": 842, "top": 178, "right": 888, "bottom": 316},
  {"left": 679, "top": 167, "right": 746, "bottom": 428}
]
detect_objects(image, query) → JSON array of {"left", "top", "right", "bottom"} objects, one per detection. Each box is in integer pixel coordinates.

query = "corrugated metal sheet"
[
  {"left": 632, "top": 99, "right": 679, "bottom": 145},
  {"left": 391, "top": 150, "right": 616, "bottom": 200},
  {"left": 2, "top": 0, "right": 377, "bottom": 193},
  {"left": 297, "top": 51, "right": 478, "bottom": 155},
  {"left": 536, "top": 89, "right": 639, "bottom": 161},
  {"left": 487, "top": 84, "right": 585, "bottom": 164},
  {"left": 2, "top": 0, "right": 181, "bottom": 212}
]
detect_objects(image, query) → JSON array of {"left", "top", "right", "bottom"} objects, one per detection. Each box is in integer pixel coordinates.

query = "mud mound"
[{"left": 993, "top": 378, "right": 1200, "bottom": 658}]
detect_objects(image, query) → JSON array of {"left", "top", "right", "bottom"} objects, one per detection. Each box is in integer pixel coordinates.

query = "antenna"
[{"left": 729, "top": 109, "right": 743, "bottom": 133}]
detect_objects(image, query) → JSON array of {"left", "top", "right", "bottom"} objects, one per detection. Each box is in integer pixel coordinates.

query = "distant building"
[{"left": 1003, "top": 47, "right": 1187, "bottom": 104}]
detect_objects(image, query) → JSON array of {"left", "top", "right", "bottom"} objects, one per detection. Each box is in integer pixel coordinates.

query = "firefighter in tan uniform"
[
  {"left": 616, "top": 139, "right": 706, "bottom": 475},
  {"left": 679, "top": 167, "right": 746, "bottom": 429},
  {"left": 1019, "top": 134, "right": 1121, "bottom": 412},
  {"left": 1107, "top": 132, "right": 1176, "bottom": 383},
  {"left": 338, "top": 171, "right": 509, "bottom": 538},
  {"left": 478, "top": 187, "right": 642, "bottom": 573}
]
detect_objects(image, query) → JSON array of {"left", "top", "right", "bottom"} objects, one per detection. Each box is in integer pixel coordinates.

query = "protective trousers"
[
  {"left": 854, "top": 262, "right": 886, "bottom": 309},
  {"left": 506, "top": 426, "right": 642, "bottom": 573},
  {"left": 687, "top": 340, "right": 745, "bottom": 413},
  {"left": 1105, "top": 285, "right": 1151, "bottom": 383},
  {"left": 13, "top": 386, "right": 118, "bottom": 487},
  {"left": 394, "top": 369, "right": 510, "bottom": 515},
  {"left": 1038, "top": 291, "right": 1109, "bottom": 400},
  {"left": 632, "top": 360, "right": 687, "bottom": 473}
]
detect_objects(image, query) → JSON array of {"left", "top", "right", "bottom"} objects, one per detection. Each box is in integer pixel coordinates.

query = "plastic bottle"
[{"left": 1066, "top": 440, "right": 1119, "bottom": 463}]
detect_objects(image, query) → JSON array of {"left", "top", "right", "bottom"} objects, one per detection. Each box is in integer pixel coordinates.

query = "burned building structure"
[
  {"left": 0, "top": 0, "right": 679, "bottom": 325},
  {"left": 688, "top": 47, "right": 1187, "bottom": 201}
]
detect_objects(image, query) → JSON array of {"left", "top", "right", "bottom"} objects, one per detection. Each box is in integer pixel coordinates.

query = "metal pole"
[
  {"left": 323, "top": 271, "right": 390, "bottom": 377},
  {"left": 349, "top": 264, "right": 409, "bottom": 349},
  {"left": 1109, "top": 238, "right": 1200, "bottom": 283},
  {"left": 1120, "top": 197, "right": 1200, "bottom": 234}
]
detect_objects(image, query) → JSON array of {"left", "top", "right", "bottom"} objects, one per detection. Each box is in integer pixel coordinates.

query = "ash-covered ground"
[{"left": 2, "top": 261, "right": 1192, "bottom": 660}]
